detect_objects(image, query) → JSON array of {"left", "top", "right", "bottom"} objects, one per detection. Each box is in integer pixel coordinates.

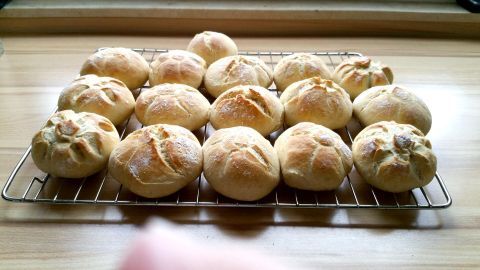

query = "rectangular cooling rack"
[{"left": 2, "top": 49, "right": 452, "bottom": 209}]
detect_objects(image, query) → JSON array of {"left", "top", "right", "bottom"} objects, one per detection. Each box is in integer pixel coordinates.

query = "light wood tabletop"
[{"left": 0, "top": 35, "right": 479, "bottom": 269}]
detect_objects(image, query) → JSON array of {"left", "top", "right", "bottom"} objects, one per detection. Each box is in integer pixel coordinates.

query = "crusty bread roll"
[
  {"left": 274, "top": 122, "right": 352, "bottom": 191},
  {"left": 80, "top": 47, "right": 150, "bottom": 90},
  {"left": 352, "top": 121, "right": 437, "bottom": 193},
  {"left": 108, "top": 124, "right": 203, "bottom": 198},
  {"left": 204, "top": 55, "right": 273, "bottom": 98},
  {"left": 187, "top": 31, "right": 238, "bottom": 66},
  {"left": 280, "top": 77, "right": 352, "bottom": 129},
  {"left": 273, "top": 53, "right": 332, "bottom": 92},
  {"left": 58, "top": 75, "right": 135, "bottom": 126},
  {"left": 135, "top": 83, "right": 210, "bottom": 131},
  {"left": 203, "top": 126, "right": 280, "bottom": 201},
  {"left": 210, "top": 85, "right": 284, "bottom": 136},
  {"left": 353, "top": 85, "right": 432, "bottom": 134},
  {"left": 333, "top": 56, "right": 393, "bottom": 99},
  {"left": 149, "top": 50, "right": 206, "bottom": 89},
  {"left": 31, "top": 110, "right": 120, "bottom": 178}
]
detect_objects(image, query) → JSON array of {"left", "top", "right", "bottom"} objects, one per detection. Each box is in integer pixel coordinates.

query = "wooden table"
[{"left": 0, "top": 35, "right": 479, "bottom": 269}]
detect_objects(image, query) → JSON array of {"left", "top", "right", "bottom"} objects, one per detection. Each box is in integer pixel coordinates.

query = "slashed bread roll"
[
  {"left": 80, "top": 47, "right": 150, "bottom": 90},
  {"left": 210, "top": 85, "right": 284, "bottom": 136},
  {"left": 135, "top": 83, "right": 210, "bottom": 131},
  {"left": 273, "top": 53, "right": 331, "bottom": 92},
  {"left": 352, "top": 121, "right": 437, "bottom": 193},
  {"left": 333, "top": 56, "right": 393, "bottom": 99},
  {"left": 108, "top": 124, "right": 203, "bottom": 198},
  {"left": 31, "top": 110, "right": 120, "bottom": 178},
  {"left": 274, "top": 122, "right": 352, "bottom": 191},
  {"left": 204, "top": 55, "right": 273, "bottom": 98},
  {"left": 280, "top": 77, "right": 352, "bottom": 129},
  {"left": 58, "top": 75, "right": 135, "bottom": 126},
  {"left": 203, "top": 126, "right": 280, "bottom": 201},
  {"left": 187, "top": 31, "right": 238, "bottom": 66},
  {"left": 149, "top": 50, "right": 207, "bottom": 89},
  {"left": 353, "top": 85, "right": 432, "bottom": 134}
]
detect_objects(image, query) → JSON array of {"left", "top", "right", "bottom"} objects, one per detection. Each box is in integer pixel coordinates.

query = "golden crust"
[
  {"left": 352, "top": 121, "right": 437, "bottom": 193},
  {"left": 280, "top": 77, "right": 352, "bottom": 129},
  {"left": 108, "top": 124, "right": 203, "bottom": 198},
  {"left": 333, "top": 56, "right": 393, "bottom": 99},
  {"left": 149, "top": 50, "right": 206, "bottom": 89},
  {"left": 31, "top": 110, "right": 120, "bottom": 178},
  {"left": 80, "top": 47, "right": 150, "bottom": 90},
  {"left": 210, "top": 85, "right": 284, "bottom": 136},
  {"left": 203, "top": 126, "right": 280, "bottom": 201},
  {"left": 187, "top": 31, "right": 238, "bottom": 66},
  {"left": 135, "top": 83, "right": 210, "bottom": 131},
  {"left": 273, "top": 53, "right": 332, "bottom": 92},
  {"left": 353, "top": 85, "right": 432, "bottom": 134},
  {"left": 274, "top": 122, "right": 352, "bottom": 191},
  {"left": 204, "top": 55, "right": 273, "bottom": 98}
]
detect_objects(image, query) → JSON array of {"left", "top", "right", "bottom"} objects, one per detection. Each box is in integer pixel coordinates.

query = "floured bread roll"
[
  {"left": 333, "top": 56, "right": 393, "bottom": 99},
  {"left": 280, "top": 77, "right": 352, "bottom": 129},
  {"left": 135, "top": 83, "right": 210, "bottom": 131},
  {"left": 187, "top": 31, "right": 238, "bottom": 66},
  {"left": 204, "top": 55, "right": 273, "bottom": 98},
  {"left": 353, "top": 85, "right": 432, "bottom": 134},
  {"left": 352, "top": 121, "right": 437, "bottom": 193},
  {"left": 108, "top": 124, "right": 203, "bottom": 198},
  {"left": 149, "top": 50, "right": 207, "bottom": 89},
  {"left": 31, "top": 110, "right": 120, "bottom": 178},
  {"left": 274, "top": 122, "right": 352, "bottom": 191},
  {"left": 80, "top": 47, "right": 150, "bottom": 90},
  {"left": 273, "top": 53, "right": 331, "bottom": 92},
  {"left": 210, "top": 85, "right": 284, "bottom": 136},
  {"left": 58, "top": 75, "right": 135, "bottom": 126},
  {"left": 203, "top": 126, "right": 280, "bottom": 201}
]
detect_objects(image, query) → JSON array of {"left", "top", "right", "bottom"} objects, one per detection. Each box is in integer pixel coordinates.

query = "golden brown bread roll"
[
  {"left": 353, "top": 85, "right": 432, "bottom": 134},
  {"left": 149, "top": 50, "right": 206, "bottom": 89},
  {"left": 135, "top": 83, "right": 210, "bottom": 131},
  {"left": 352, "top": 121, "right": 437, "bottom": 193},
  {"left": 333, "top": 56, "right": 393, "bottom": 99},
  {"left": 210, "top": 85, "right": 284, "bottom": 136},
  {"left": 203, "top": 126, "right": 280, "bottom": 201},
  {"left": 280, "top": 77, "right": 352, "bottom": 129},
  {"left": 204, "top": 55, "right": 273, "bottom": 98},
  {"left": 187, "top": 31, "right": 238, "bottom": 66},
  {"left": 273, "top": 53, "right": 332, "bottom": 92},
  {"left": 80, "top": 47, "right": 150, "bottom": 90},
  {"left": 108, "top": 124, "right": 203, "bottom": 198},
  {"left": 274, "top": 122, "right": 352, "bottom": 191},
  {"left": 31, "top": 110, "right": 120, "bottom": 178},
  {"left": 58, "top": 75, "right": 135, "bottom": 126}
]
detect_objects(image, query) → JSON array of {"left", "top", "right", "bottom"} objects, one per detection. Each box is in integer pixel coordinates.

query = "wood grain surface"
[{"left": 0, "top": 35, "right": 479, "bottom": 269}]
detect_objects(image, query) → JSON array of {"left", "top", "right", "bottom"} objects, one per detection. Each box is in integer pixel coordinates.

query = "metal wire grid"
[{"left": 2, "top": 48, "right": 452, "bottom": 209}]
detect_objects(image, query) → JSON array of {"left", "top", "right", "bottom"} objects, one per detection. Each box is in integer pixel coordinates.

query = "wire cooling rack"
[{"left": 2, "top": 49, "right": 452, "bottom": 209}]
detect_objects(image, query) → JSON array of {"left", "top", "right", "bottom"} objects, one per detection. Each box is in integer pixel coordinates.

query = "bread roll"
[
  {"left": 135, "top": 83, "right": 210, "bottom": 131},
  {"left": 333, "top": 56, "right": 393, "bottom": 99},
  {"left": 280, "top": 77, "right": 352, "bottom": 129},
  {"left": 80, "top": 47, "right": 149, "bottom": 90},
  {"left": 210, "top": 85, "right": 283, "bottom": 136},
  {"left": 273, "top": 53, "right": 331, "bottom": 92},
  {"left": 187, "top": 31, "right": 238, "bottom": 66},
  {"left": 149, "top": 50, "right": 206, "bottom": 89},
  {"left": 274, "top": 122, "right": 352, "bottom": 191},
  {"left": 203, "top": 127, "right": 280, "bottom": 201},
  {"left": 58, "top": 75, "right": 135, "bottom": 126},
  {"left": 31, "top": 110, "right": 120, "bottom": 178},
  {"left": 204, "top": 55, "right": 273, "bottom": 98},
  {"left": 352, "top": 121, "right": 437, "bottom": 193},
  {"left": 108, "top": 124, "right": 203, "bottom": 198},
  {"left": 353, "top": 85, "right": 432, "bottom": 134}
]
